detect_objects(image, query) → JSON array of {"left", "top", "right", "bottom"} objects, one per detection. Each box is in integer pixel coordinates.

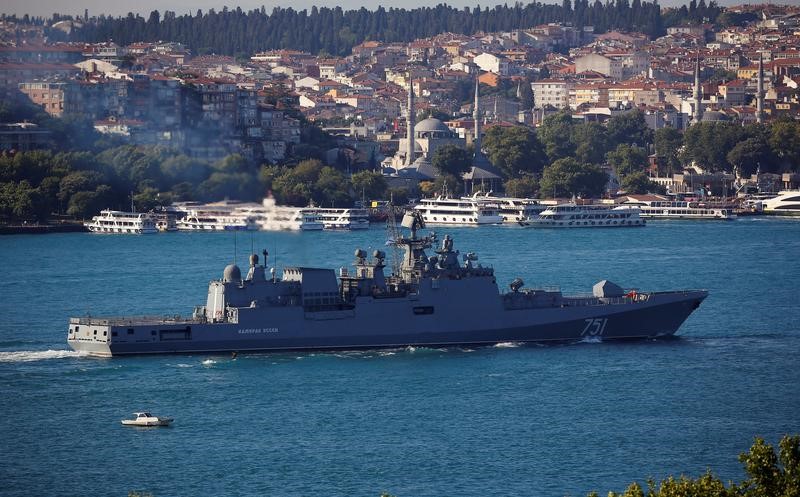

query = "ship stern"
[{"left": 67, "top": 318, "right": 113, "bottom": 357}]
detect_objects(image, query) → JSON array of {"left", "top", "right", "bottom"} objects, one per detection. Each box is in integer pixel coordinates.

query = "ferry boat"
[
  {"left": 152, "top": 212, "right": 178, "bottom": 232},
  {"left": 622, "top": 199, "right": 735, "bottom": 220},
  {"left": 520, "top": 203, "right": 645, "bottom": 228},
  {"left": 176, "top": 211, "right": 258, "bottom": 231},
  {"left": 84, "top": 210, "right": 158, "bottom": 234},
  {"left": 413, "top": 196, "right": 503, "bottom": 225},
  {"left": 316, "top": 208, "right": 370, "bottom": 230},
  {"left": 234, "top": 198, "right": 323, "bottom": 231},
  {"left": 465, "top": 192, "right": 546, "bottom": 224},
  {"left": 762, "top": 190, "right": 800, "bottom": 215}
]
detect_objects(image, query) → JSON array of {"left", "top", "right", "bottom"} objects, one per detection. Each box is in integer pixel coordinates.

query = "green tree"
[
  {"left": 212, "top": 153, "right": 251, "bottom": 173},
  {"left": 738, "top": 435, "right": 800, "bottom": 497},
  {"left": 351, "top": 170, "right": 388, "bottom": 201},
  {"left": 538, "top": 111, "right": 575, "bottom": 161},
  {"left": 681, "top": 122, "right": 744, "bottom": 172},
  {"left": 431, "top": 145, "right": 472, "bottom": 177},
  {"left": 161, "top": 155, "right": 210, "bottom": 185},
  {"left": 539, "top": 158, "right": 608, "bottom": 198},
  {"left": 606, "top": 109, "right": 652, "bottom": 148},
  {"left": 66, "top": 185, "right": 114, "bottom": 219},
  {"left": 482, "top": 125, "right": 547, "bottom": 178},
  {"left": 620, "top": 171, "right": 664, "bottom": 194},
  {"left": 572, "top": 122, "right": 610, "bottom": 165},
  {"left": 727, "top": 136, "right": 775, "bottom": 178},
  {"left": 419, "top": 174, "right": 462, "bottom": 197},
  {"left": 0, "top": 180, "right": 37, "bottom": 219},
  {"left": 503, "top": 176, "right": 539, "bottom": 198},
  {"left": 655, "top": 127, "right": 683, "bottom": 175},
  {"left": 518, "top": 78, "right": 534, "bottom": 109},
  {"left": 606, "top": 143, "right": 649, "bottom": 177},
  {"left": 769, "top": 119, "right": 800, "bottom": 172},
  {"left": 315, "top": 166, "right": 352, "bottom": 207}
]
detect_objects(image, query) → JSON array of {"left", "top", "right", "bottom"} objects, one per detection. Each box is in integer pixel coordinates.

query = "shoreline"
[{"left": 0, "top": 223, "right": 87, "bottom": 235}]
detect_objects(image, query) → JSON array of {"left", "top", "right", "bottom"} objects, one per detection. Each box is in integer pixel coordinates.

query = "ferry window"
[
  {"left": 103, "top": 331, "right": 107, "bottom": 336},
  {"left": 75, "top": 326, "right": 80, "bottom": 333},
  {"left": 93, "top": 330, "right": 97, "bottom": 335}
]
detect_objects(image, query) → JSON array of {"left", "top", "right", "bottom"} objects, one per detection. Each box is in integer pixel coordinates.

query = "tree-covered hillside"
[{"left": 64, "top": 0, "right": 673, "bottom": 57}]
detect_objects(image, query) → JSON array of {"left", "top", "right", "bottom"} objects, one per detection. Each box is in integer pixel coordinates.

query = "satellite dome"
[{"left": 223, "top": 264, "right": 242, "bottom": 283}]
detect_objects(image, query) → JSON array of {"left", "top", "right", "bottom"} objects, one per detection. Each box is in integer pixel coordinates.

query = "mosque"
[{"left": 384, "top": 73, "right": 503, "bottom": 193}]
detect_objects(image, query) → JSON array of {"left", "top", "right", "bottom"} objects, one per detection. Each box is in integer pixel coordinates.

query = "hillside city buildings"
[{"left": 1, "top": 4, "right": 800, "bottom": 192}]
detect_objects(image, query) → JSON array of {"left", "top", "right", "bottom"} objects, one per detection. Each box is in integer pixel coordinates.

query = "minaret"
[
  {"left": 405, "top": 74, "right": 415, "bottom": 166},
  {"left": 473, "top": 74, "right": 482, "bottom": 154},
  {"left": 693, "top": 56, "right": 703, "bottom": 124},
  {"left": 756, "top": 53, "right": 765, "bottom": 124}
]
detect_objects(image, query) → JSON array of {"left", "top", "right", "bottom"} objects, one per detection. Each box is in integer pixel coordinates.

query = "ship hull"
[{"left": 68, "top": 291, "right": 707, "bottom": 357}]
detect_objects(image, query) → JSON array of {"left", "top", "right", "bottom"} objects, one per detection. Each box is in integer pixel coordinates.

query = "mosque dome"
[
  {"left": 415, "top": 118, "right": 451, "bottom": 135},
  {"left": 701, "top": 111, "right": 728, "bottom": 122}
]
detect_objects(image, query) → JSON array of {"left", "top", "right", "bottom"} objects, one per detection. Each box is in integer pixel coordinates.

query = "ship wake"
[{"left": 0, "top": 349, "right": 86, "bottom": 363}]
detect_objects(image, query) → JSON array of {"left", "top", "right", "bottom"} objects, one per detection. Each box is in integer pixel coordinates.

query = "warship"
[{"left": 68, "top": 212, "right": 707, "bottom": 357}]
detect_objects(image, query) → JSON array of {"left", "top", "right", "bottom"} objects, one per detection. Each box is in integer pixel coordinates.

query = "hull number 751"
[{"left": 582, "top": 318, "right": 608, "bottom": 336}]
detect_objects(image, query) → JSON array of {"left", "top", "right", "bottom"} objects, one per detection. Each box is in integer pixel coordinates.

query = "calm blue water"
[{"left": 1, "top": 219, "right": 799, "bottom": 497}]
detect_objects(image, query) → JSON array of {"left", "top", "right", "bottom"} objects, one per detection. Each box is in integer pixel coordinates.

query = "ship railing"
[
  {"left": 69, "top": 315, "right": 200, "bottom": 326},
  {"left": 562, "top": 292, "right": 651, "bottom": 306}
]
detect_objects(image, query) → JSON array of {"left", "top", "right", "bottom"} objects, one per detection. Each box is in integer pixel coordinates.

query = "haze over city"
[{"left": 3, "top": 0, "right": 793, "bottom": 19}]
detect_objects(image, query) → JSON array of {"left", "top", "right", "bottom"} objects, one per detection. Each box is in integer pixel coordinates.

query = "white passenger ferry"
[
  {"left": 465, "top": 192, "right": 546, "bottom": 224},
  {"left": 84, "top": 210, "right": 158, "bottom": 234},
  {"left": 521, "top": 203, "right": 645, "bottom": 228},
  {"left": 235, "top": 198, "right": 323, "bottom": 231},
  {"left": 316, "top": 208, "right": 370, "bottom": 230},
  {"left": 622, "top": 199, "right": 735, "bottom": 220},
  {"left": 414, "top": 196, "right": 503, "bottom": 226},
  {"left": 762, "top": 190, "right": 800, "bottom": 215},
  {"left": 176, "top": 211, "right": 258, "bottom": 231}
]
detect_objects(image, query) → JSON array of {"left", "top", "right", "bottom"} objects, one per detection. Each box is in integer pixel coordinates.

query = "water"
[{"left": 1, "top": 219, "right": 799, "bottom": 496}]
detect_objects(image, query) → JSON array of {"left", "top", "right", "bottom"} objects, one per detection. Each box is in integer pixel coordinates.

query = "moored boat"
[
  {"left": 520, "top": 203, "right": 645, "bottom": 228},
  {"left": 762, "top": 190, "right": 800, "bottom": 216},
  {"left": 84, "top": 210, "right": 158, "bottom": 234},
  {"left": 316, "top": 208, "right": 370, "bottom": 230},
  {"left": 413, "top": 196, "right": 503, "bottom": 225},
  {"left": 622, "top": 198, "right": 736, "bottom": 220},
  {"left": 465, "top": 192, "right": 546, "bottom": 224}
]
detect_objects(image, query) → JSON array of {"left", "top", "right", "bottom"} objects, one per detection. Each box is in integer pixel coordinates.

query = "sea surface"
[{"left": 1, "top": 218, "right": 799, "bottom": 497}]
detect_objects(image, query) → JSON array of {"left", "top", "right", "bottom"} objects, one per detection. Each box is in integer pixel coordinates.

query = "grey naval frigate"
[{"left": 68, "top": 212, "right": 708, "bottom": 357}]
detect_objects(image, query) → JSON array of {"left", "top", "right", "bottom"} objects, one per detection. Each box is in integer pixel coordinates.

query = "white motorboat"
[
  {"left": 121, "top": 412, "right": 173, "bottom": 427},
  {"left": 762, "top": 190, "right": 800, "bottom": 215}
]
